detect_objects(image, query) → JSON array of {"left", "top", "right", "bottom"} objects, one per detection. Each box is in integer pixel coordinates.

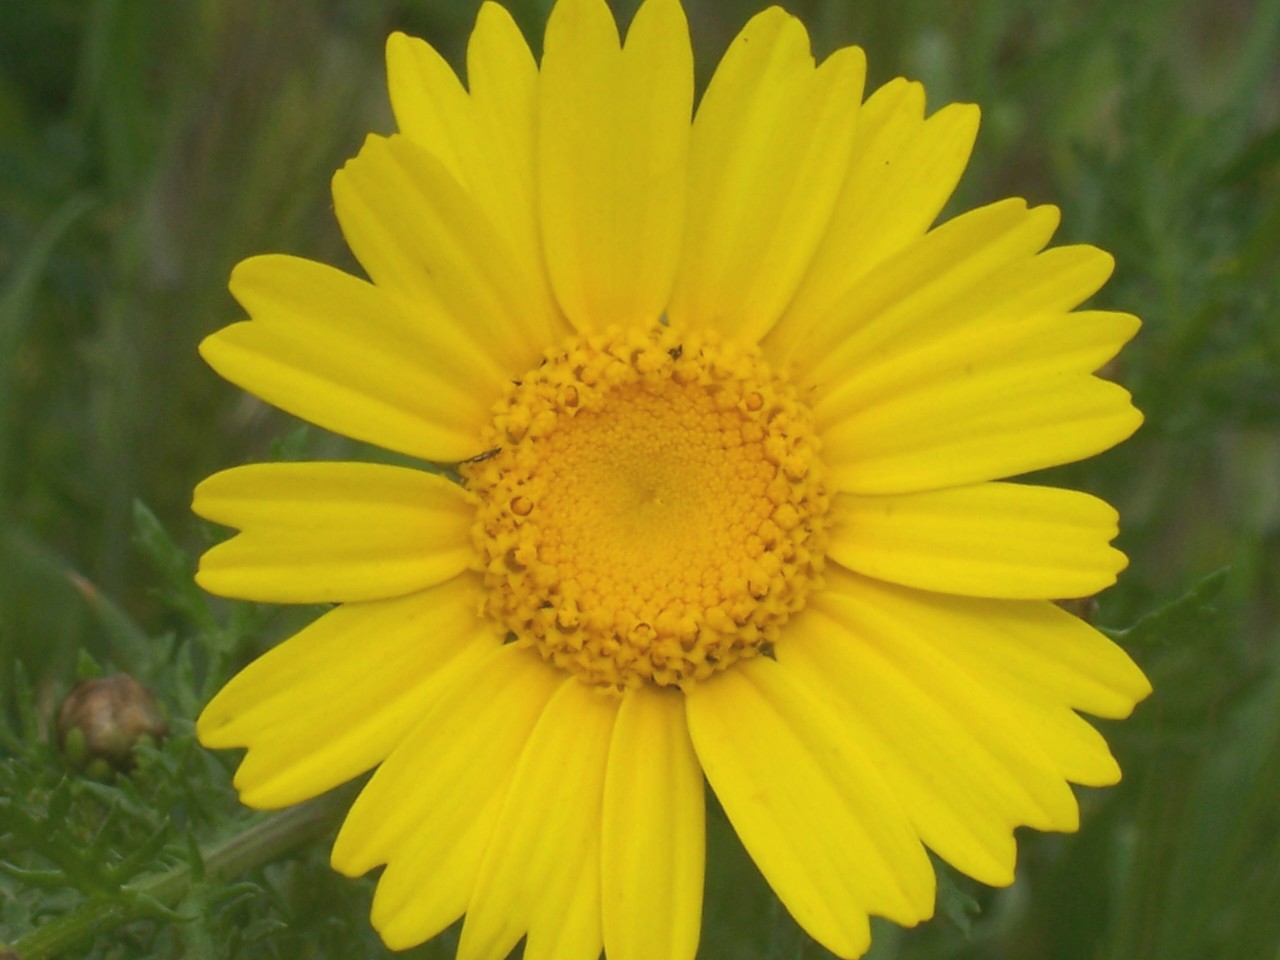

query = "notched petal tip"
[
  {"left": 1056, "top": 545, "right": 1129, "bottom": 599},
  {"left": 194, "top": 697, "right": 254, "bottom": 764},
  {"left": 1113, "top": 310, "right": 1143, "bottom": 341},
  {"left": 383, "top": 30, "right": 423, "bottom": 92},
  {"left": 824, "top": 39, "right": 867, "bottom": 70},
  {"left": 191, "top": 563, "right": 223, "bottom": 598},
  {"left": 195, "top": 326, "right": 236, "bottom": 374},
  {"left": 194, "top": 694, "right": 242, "bottom": 751},
  {"left": 708, "top": 4, "right": 816, "bottom": 83},
  {"left": 1115, "top": 390, "right": 1145, "bottom": 439},
  {"left": 330, "top": 134, "right": 392, "bottom": 204},
  {"left": 193, "top": 548, "right": 294, "bottom": 606},
  {"left": 233, "top": 769, "right": 302, "bottom": 812},
  {"left": 818, "top": 43, "right": 868, "bottom": 102},
  {"left": 741, "top": 4, "right": 808, "bottom": 39},
  {"left": 336, "top": 131, "right": 391, "bottom": 173},
  {"left": 227, "top": 253, "right": 279, "bottom": 302},
  {"left": 329, "top": 829, "right": 371, "bottom": 879},
  {"left": 1131, "top": 669, "right": 1155, "bottom": 706},
  {"left": 371, "top": 912, "right": 430, "bottom": 954},
  {"left": 625, "top": 0, "right": 693, "bottom": 73},
  {"left": 189, "top": 471, "right": 236, "bottom": 524},
  {"left": 544, "top": 0, "right": 622, "bottom": 52},
  {"left": 1090, "top": 245, "right": 1117, "bottom": 284},
  {"left": 861, "top": 76, "right": 925, "bottom": 122},
  {"left": 1101, "top": 650, "right": 1154, "bottom": 719},
  {"left": 385, "top": 29, "right": 414, "bottom": 58},
  {"left": 1027, "top": 200, "right": 1062, "bottom": 234},
  {"left": 943, "top": 98, "right": 981, "bottom": 120},
  {"left": 932, "top": 99, "right": 980, "bottom": 144},
  {"left": 471, "top": 1, "right": 531, "bottom": 63}
]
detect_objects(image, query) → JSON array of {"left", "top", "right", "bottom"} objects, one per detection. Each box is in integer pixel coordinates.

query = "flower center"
[{"left": 463, "top": 326, "right": 830, "bottom": 692}]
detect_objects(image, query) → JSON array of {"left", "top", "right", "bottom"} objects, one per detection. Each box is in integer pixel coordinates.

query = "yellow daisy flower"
[{"left": 193, "top": 1, "right": 1151, "bottom": 958}]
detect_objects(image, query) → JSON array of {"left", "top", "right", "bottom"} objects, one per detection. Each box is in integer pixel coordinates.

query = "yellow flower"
[{"left": 193, "top": 1, "right": 1150, "bottom": 958}]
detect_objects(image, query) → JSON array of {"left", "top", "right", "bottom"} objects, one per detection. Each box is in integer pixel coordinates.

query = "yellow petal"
[
  {"left": 332, "top": 133, "right": 557, "bottom": 376},
  {"left": 385, "top": 31, "right": 473, "bottom": 184},
  {"left": 876, "top": 584, "right": 1152, "bottom": 721},
  {"left": 686, "top": 657, "right": 935, "bottom": 959},
  {"left": 193, "top": 462, "right": 474, "bottom": 604},
  {"left": 804, "top": 240, "right": 1121, "bottom": 404},
  {"left": 778, "top": 197, "right": 1059, "bottom": 375},
  {"left": 814, "top": 306, "right": 1139, "bottom": 448},
  {"left": 829, "top": 483, "right": 1127, "bottom": 599},
  {"left": 820, "top": 368, "right": 1142, "bottom": 494},
  {"left": 329, "top": 645, "right": 563, "bottom": 951},
  {"left": 458, "top": 679, "right": 618, "bottom": 960},
  {"left": 668, "top": 10, "right": 865, "bottom": 343},
  {"left": 793, "top": 218, "right": 1138, "bottom": 491},
  {"left": 206, "top": 255, "right": 503, "bottom": 462},
  {"left": 538, "top": 0, "right": 692, "bottom": 331},
  {"left": 809, "top": 269, "right": 1143, "bottom": 492},
  {"left": 778, "top": 608, "right": 1018, "bottom": 886},
  {"left": 467, "top": 4, "right": 558, "bottom": 329},
  {"left": 766, "top": 82, "right": 979, "bottom": 350},
  {"left": 822, "top": 565, "right": 1151, "bottom": 717},
  {"left": 196, "top": 575, "right": 495, "bottom": 809},
  {"left": 602, "top": 687, "right": 704, "bottom": 960},
  {"left": 817, "top": 567, "right": 1144, "bottom": 796},
  {"left": 386, "top": 11, "right": 562, "bottom": 343}
]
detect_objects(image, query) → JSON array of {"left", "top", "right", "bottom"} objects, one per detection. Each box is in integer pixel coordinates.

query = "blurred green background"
[{"left": 1, "top": 0, "right": 1278, "bottom": 957}]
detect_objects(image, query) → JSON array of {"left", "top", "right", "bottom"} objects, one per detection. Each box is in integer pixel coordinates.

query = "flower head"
[{"left": 193, "top": 1, "right": 1150, "bottom": 958}]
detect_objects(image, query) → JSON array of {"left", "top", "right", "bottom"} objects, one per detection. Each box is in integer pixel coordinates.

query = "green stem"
[{"left": 2, "top": 794, "right": 346, "bottom": 960}]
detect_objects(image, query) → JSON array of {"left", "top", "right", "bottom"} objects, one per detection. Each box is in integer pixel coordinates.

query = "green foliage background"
[{"left": 1, "top": 0, "right": 1278, "bottom": 957}]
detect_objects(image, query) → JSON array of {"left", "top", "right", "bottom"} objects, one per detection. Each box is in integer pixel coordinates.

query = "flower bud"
[{"left": 56, "top": 674, "right": 167, "bottom": 772}]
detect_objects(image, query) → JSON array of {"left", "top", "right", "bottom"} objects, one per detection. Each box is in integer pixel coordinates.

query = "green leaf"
[
  {"left": 107, "top": 820, "right": 173, "bottom": 885},
  {"left": 0, "top": 863, "right": 69, "bottom": 891},
  {"left": 132, "top": 500, "right": 217, "bottom": 635},
  {"left": 64, "top": 571, "right": 152, "bottom": 674},
  {"left": 1105, "top": 568, "right": 1229, "bottom": 649}
]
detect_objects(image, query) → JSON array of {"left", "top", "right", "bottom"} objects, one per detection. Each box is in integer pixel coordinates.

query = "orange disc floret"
[{"left": 463, "top": 325, "right": 830, "bottom": 692}]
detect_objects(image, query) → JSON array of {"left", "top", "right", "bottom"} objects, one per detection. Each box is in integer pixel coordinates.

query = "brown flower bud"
[{"left": 56, "top": 674, "right": 167, "bottom": 772}]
